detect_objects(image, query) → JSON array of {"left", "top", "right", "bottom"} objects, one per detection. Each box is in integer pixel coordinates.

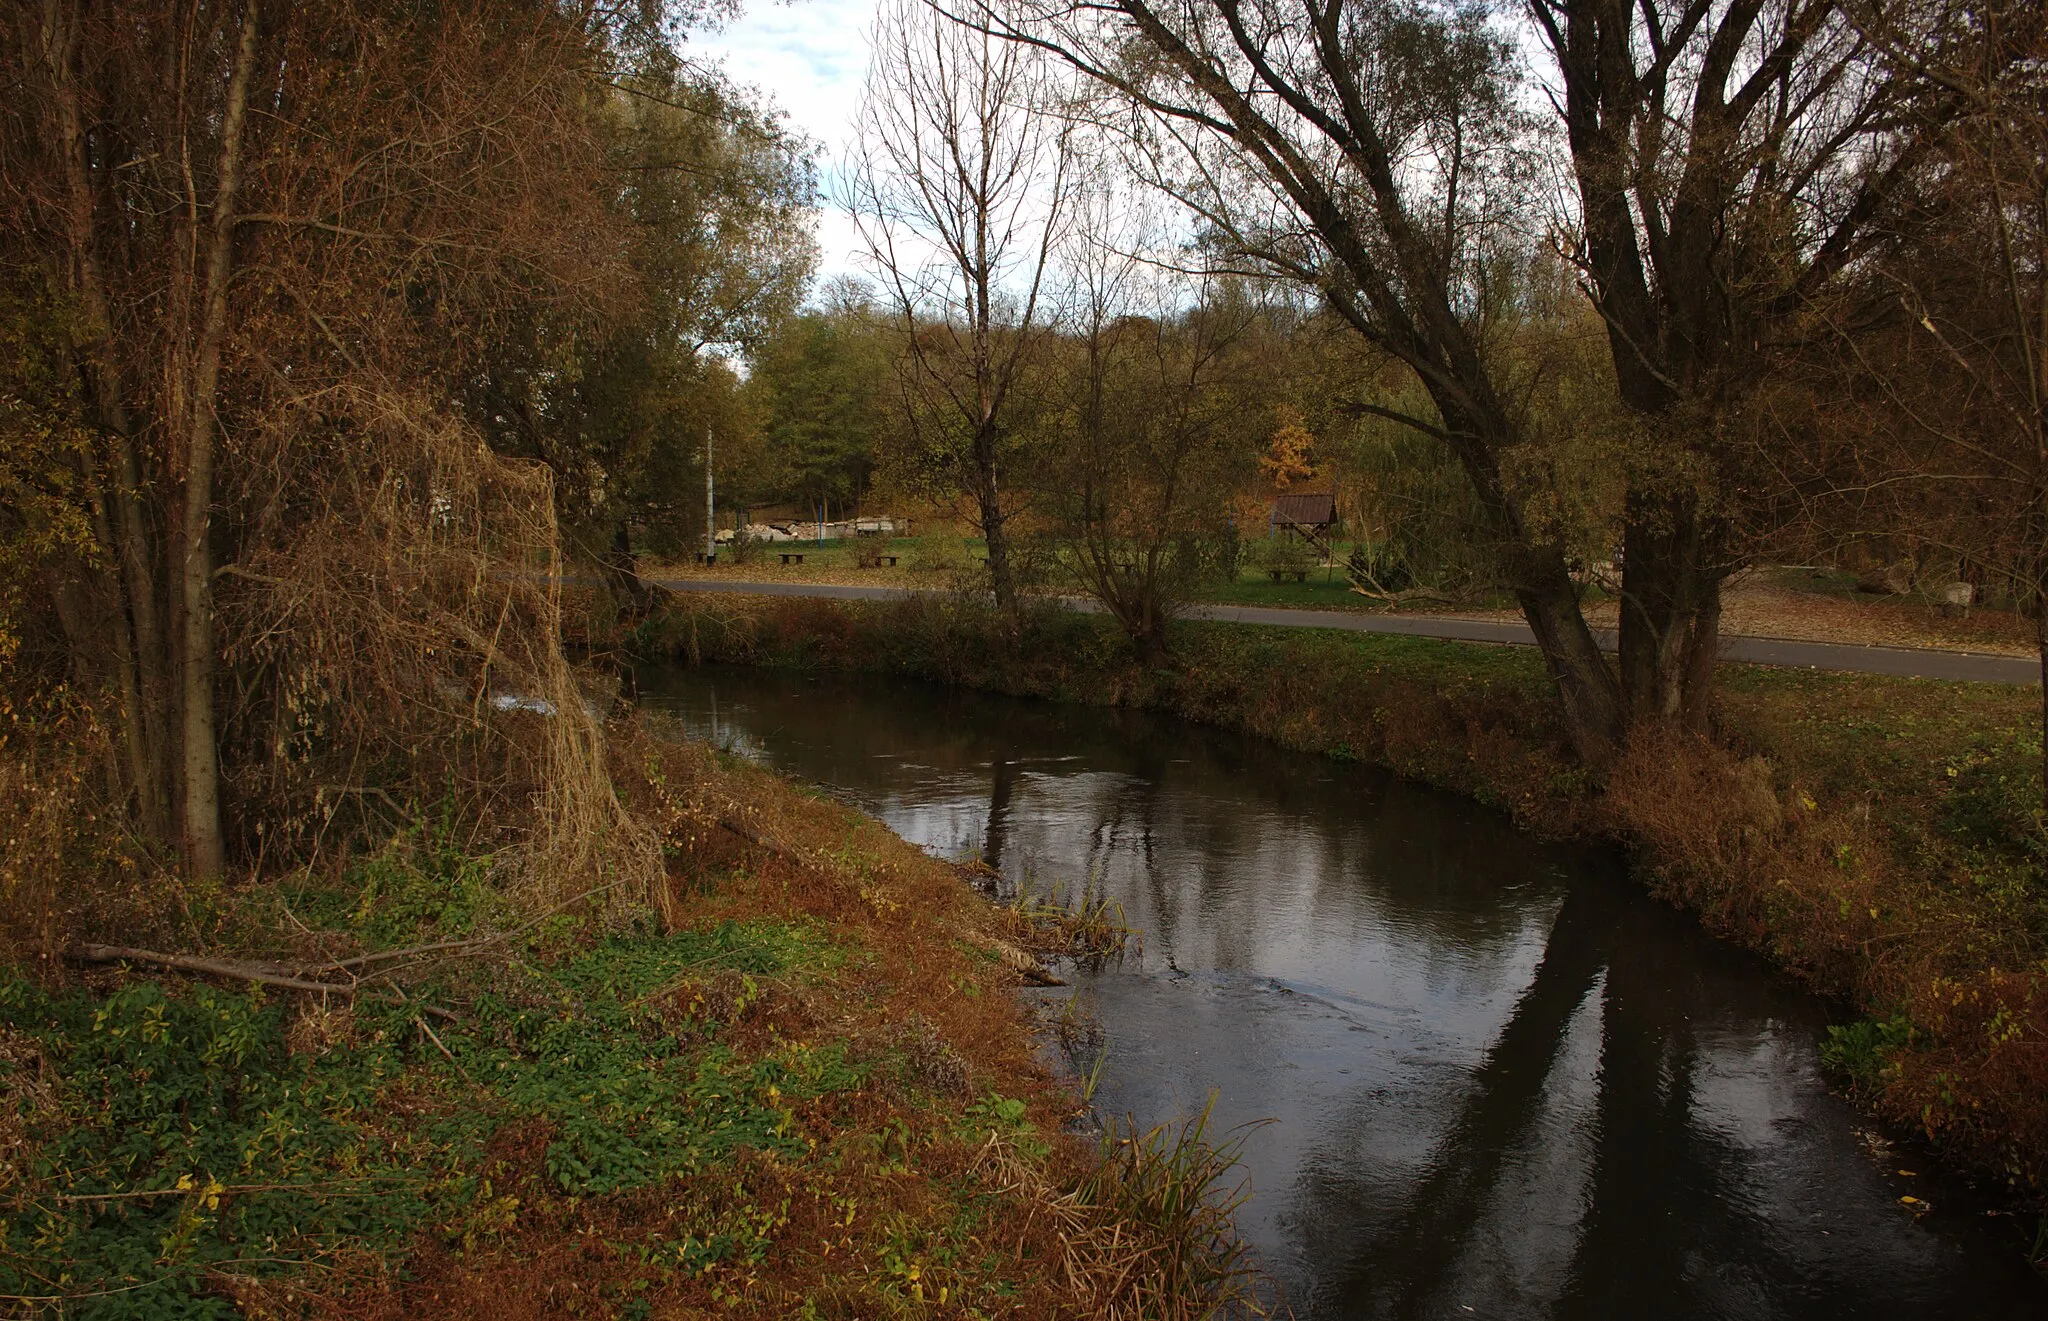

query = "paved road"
[{"left": 652, "top": 578, "right": 2040, "bottom": 686}]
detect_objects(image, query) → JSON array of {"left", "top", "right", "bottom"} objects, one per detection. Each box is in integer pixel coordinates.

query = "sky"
[{"left": 690, "top": 0, "right": 882, "bottom": 293}]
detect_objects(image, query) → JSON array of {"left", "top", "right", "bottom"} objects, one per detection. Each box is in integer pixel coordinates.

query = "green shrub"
[
  {"left": 1942, "top": 732, "right": 2047, "bottom": 866},
  {"left": 1252, "top": 537, "right": 1318, "bottom": 574},
  {"left": 1820, "top": 1014, "right": 1916, "bottom": 1095},
  {"left": 0, "top": 914, "right": 857, "bottom": 1312}
]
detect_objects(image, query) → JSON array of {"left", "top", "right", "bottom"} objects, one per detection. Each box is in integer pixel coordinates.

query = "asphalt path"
[{"left": 651, "top": 578, "right": 2040, "bottom": 686}]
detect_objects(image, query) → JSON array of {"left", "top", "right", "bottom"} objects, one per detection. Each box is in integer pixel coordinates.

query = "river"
[{"left": 637, "top": 663, "right": 2047, "bottom": 1319}]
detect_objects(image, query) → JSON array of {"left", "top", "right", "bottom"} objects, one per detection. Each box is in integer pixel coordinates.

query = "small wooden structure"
[{"left": 1270, "top": 492, "right": 1338, "bottom": 553}]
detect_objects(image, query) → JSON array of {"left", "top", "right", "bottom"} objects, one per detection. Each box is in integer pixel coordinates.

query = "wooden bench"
[
  {"left": 697, "top": 552, "right": 717, "bottom": 566},
  {"left": 780, "top": 552, "right": 806, "bottom": 566},
  {"left": 856, "top": 552, "right": 900, "bottom": 569},
  {"left": 1267, "top": 568, "right": 1308, "bottom": 582}
]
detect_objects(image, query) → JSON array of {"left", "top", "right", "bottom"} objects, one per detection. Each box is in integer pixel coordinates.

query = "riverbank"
[
  {"left": 0, "top": 715, "right": 1254, "bottom": 1316},
  {"left": 635, "top": 591, "right": 2048, "bottom": 1214}
]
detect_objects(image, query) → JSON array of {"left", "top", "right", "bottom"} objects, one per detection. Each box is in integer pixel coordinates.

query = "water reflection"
[{"left": 638, "top": 665, "right": 2045, "bottom": 1320}]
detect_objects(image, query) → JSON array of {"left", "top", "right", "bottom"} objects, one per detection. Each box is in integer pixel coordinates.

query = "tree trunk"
[
  {"left": 43, "top": 0, "right": 170, "bottom": 837},
  {"left": 1507, "top": 553, "right": 1624, "bottom": 763},
  {"left": 974, "top": 424, "right": 1018, "bottom": 613},
  {"left": 1436, "top": 403, "right": 1623, "bottom": 761},
  {"left": 1617, "top": 490, "right": 1724, "bottom": 732},
  {"left": 176, "top": 0, "right": 261, "bottom": 880},
  {"left": 2038, "top": 604, "right": 2047, "bottom": 820},
  {"left": 601, "top": 521, "right": 656, "bottom": 618}
]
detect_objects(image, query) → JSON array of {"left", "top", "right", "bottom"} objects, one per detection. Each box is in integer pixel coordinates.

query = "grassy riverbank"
[
  {"left": 636, "top": 591, "right": 2048, "bottom": 1211},
  {"left": 0, "top": 716, "right": 1254, "bottom": 1317}
]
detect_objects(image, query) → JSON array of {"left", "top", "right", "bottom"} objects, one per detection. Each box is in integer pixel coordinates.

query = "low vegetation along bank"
[
  {"left": 639, "top": 591, "right": 2048, "bottom": 1211},
  {"left": 0, "top": 716, "right": 1255, "bottom": 1317}
]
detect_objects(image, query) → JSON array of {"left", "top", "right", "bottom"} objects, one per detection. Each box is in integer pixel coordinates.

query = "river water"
[{"left": 637, "top": 664, "right": 2046, "bottom": 1319}]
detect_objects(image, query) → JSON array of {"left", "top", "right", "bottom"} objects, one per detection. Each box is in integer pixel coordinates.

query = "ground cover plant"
[
  {"left": 0, "top": 719, "right": 1266, "bottom": 1317},
  {"left": 638, "top": 590, "right": 2048, "bottom": 1210}
]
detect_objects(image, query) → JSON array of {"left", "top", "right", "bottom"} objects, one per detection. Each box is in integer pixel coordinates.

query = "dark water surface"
[{"left": 637, "top": 664, "right": 2046, "bottom": 1320}]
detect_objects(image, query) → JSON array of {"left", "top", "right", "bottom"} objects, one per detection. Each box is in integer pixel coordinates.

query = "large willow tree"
[{"left": 967, "top": 0, "right": 1963, "bottom": 754}]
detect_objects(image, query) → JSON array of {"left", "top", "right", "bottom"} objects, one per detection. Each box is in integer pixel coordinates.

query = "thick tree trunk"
[
  {"left": 1507, "top": 551, "right": 1624, "bottom": 763},
  {"left": 600, "top": 521, "right": 656, "bottom": 618},
  {"left": 176, "top": 0, "right": 261, "bottom": 880},
  {"left": 1435, "top": 403, "right": 1623, "bottom": 761},
  {"left": 1617, "top": 490, "right": 1724, "bottom": 733}
]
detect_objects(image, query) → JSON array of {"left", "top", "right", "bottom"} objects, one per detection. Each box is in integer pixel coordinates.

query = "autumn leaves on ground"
[{"left": 0, "top": 718, "right": 1255, "bottom": 1317}]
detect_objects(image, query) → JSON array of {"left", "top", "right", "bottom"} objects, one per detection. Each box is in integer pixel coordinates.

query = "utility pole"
[{"left": 704, "top": 426, "right": 715, "bottom": 563}]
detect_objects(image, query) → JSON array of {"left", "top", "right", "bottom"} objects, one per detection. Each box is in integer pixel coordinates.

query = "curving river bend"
[{"left": 638, "top": 664, "right": 2046, "bottom": 1320}]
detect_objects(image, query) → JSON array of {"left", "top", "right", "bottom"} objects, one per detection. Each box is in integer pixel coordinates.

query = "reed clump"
[
  {"left": 970, "top": 1094, "right": 1275, "bottom": 1320},
  {"left": 1003, "top": 875, "right": 1138, "bottom": 962}
]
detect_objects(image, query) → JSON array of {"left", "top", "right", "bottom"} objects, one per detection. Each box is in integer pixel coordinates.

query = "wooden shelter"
[{"left": 1270, "top": 491, "right": 1338, "bottom": 553}]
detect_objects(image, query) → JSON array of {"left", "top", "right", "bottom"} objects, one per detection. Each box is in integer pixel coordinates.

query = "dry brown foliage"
[{"left": 1, "top": 0, "right": 664, "bottom": 911}]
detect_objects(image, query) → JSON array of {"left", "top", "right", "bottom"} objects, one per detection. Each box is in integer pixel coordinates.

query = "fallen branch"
[
  {"left": 66, "top": 945, "right": 462, "bottom": 1021},
  {"left": 414, "top": 1014, "right": 473, "bottom": 1084},
  {"left": 312, "top": 936, "right": 500, "bottom": 974},
  {"left": 1347, "top": 583, "right": 1455, "bottom": 606},
  {"left": 70, "top": 945, "right": 364, "bottom": 995},
  {"left": 717, "top": 814, "right": 803, "bottom": 864}
]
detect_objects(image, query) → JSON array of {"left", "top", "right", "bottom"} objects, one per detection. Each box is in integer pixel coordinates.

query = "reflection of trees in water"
[
  {"left": 1304, "top": 880, "right": 1950, "bottom": 1321},
  {"left": 982, "top": 755, "right": 1017, "bottom": 869},
  {"left": 660, "top": 669, "right": 1559, "bottom": 935}
]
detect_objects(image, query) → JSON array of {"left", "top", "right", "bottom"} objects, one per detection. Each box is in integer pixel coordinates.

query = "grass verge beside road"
[{"left": 637, "top": 590, "right": 2048, "bottom": 1213}]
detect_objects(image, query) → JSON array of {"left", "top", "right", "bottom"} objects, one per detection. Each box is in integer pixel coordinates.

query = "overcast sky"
[{"left": 692, "top": 0, "right": 880, "bottom": 294}]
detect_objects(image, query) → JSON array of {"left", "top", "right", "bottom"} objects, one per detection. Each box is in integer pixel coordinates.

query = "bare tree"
[
  {"left": 962, "top": 0, "right": 1629, "bottom": 758},
  {"left": 850, "top": 0, "right": 1074, "bottom": 614},
  {"left": 1048, "top": 193, "right": 1265, "bottom": 661},
  {"left": 1781, "top": 1, "right": 2048, "bottom": 806}
]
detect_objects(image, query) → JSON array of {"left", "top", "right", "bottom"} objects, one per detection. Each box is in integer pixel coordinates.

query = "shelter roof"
[{"left": 1272, "top": 492, "right": 1337, "bottom": 526}]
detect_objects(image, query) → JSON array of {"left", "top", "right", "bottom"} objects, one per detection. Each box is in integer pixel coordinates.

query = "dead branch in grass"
[{"left": 65, "top": 944, "right": 463, "bottom": 1020}]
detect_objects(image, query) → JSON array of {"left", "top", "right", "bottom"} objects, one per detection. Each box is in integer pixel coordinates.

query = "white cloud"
[{"left": 690, "top": 0, "right": 881, "bottom": 291}]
